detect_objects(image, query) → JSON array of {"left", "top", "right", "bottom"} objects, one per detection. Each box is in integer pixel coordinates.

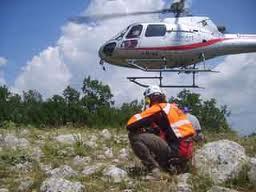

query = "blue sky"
[{"left": 0, "top": 0, "right": 89, "bottom": 83}]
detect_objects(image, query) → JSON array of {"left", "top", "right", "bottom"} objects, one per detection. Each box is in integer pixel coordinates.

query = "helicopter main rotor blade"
[{"left": 69, "top": 9, "right": 172, "bottom": 23}]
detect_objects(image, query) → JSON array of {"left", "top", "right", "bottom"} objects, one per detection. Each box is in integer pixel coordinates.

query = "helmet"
[{"left": 143, "top": 85, "right": 163, "bottom": 97}]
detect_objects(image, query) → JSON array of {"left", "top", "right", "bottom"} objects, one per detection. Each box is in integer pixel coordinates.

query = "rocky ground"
[{"left": 0, "top": 126, "right": 255, "bottom": 192}]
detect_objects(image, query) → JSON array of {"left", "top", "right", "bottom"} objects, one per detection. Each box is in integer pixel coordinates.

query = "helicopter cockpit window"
[
  {"left": 114, "top": 26, "right": 130, "bottom": 41},
  {"left": 145, "top": 24, "right": 166, "bottom": 37},
  {"left": 126, "top": 25, "right": 143, "bottom": 39}
]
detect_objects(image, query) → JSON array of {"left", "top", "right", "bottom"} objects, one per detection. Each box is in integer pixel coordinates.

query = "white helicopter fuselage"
[{"left": 99, "top": 16, "right": 256, "bottom": 69}]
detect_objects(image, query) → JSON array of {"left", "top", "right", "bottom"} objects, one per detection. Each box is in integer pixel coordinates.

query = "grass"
[{"left": 0, "top": 126, "right": 255, "bottom": 192}]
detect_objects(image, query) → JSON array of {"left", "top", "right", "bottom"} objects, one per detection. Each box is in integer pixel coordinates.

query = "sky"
[{"left": 0, "top": 0, "right": 256, "bottom": 135}]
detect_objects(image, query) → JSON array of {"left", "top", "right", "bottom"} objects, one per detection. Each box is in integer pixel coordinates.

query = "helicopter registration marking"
[{"left": 141, "top": 51, "right": 159, "bottom": 56}]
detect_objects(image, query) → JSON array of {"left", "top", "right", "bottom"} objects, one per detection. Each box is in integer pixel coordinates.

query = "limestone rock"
[
  {"left": 104, "top": 147, "right": 113, "bottom": 158},
  {"left": 0, "top": 134, "right": 30, "bottom": 149},
  {"left": 14, "top": 162, "right": 33, "bottom": 173},
  {"left": 40, "top": 177, "right": 85, "bottom": 192},
  {"left": 176, "top": 173, "right": 192, "bottom": 192},
  {"left": 207, "top": 186, "right": 239, "bottom": 192},
  {"left": 103, "top": 165, "right": 128, "bottom": 183},
  {"left": 119, "top": 148, "right": 129, "bottom": 160},
  {"left": 248, "top": 157, "right": 256, "bottom": 186},
  {"left": 100, "top": 129, "right": 112, "bottom": 140},
  {"left": 90, "top": 135, "right": 98, "bottom": 142},
  {"left": 84, "top": 140, "right": 97, "bottom": 148},
  {"left": 97, "top": 154, "right": 106, "bottom": 160},
  {"left": 55, "top": 134, "right": 81, "bottom": 145},
  {"left": 0, "top": 189, "right": 9, "bottom": 192},
  {"left": 49, "top": 165, "right": 78, "bottom": 178},
  {"left": 18, "top": 178, "right": 33, "bottom": 192},
  {"left": 39, "top": 163, "right": 52, "bottom": 174},
  {"left": 31, "top": 147, "right": 44, "bottom": 161},
  {"left": 19, "top": 129, "right": 30, "bottom": 137},
  {"left": 194, "top": 140, "right": 247, "bottom": 184},
  {"left": 73, "top": 156, "right": 91, "bottom": 167},
  {"left": 82, "top": 164, "right": 103, "bottom": 176}
]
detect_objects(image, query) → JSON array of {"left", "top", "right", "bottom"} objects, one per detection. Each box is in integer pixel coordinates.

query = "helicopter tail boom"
[{"left": 220, "top": 34, "right": 256, "bottom": 55}]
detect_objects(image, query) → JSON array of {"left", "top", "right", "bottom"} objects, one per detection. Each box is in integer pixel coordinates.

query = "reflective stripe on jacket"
[{"left": 127, "top": 103, "right": 195, "bottom": 139}]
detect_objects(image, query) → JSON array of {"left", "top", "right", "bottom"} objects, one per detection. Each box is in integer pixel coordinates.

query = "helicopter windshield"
[{"left": 112, "top": 26, "right": 130, "bottom": 41}]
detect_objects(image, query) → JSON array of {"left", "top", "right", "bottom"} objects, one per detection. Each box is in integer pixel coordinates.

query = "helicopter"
[{"left": 71, "top": 0, "right": 256, "bottom": 88}]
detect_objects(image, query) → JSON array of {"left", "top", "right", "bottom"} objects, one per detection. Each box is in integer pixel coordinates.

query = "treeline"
[{"left": 0, "top": 76, "right": 231, "bottom": 131}]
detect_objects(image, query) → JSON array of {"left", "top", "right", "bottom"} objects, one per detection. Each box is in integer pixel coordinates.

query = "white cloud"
[
  {"left": 14, "top": 47, "right": 71, "bottom": 97},
  {"left": 199, "top": 53, "right": 256, "bottom": 135},
  {"left": 0, "top": 57, "right": 7, "bottom": 85},
  {"left": 0, "top": 57, "right": 7, "bottom": 67}
]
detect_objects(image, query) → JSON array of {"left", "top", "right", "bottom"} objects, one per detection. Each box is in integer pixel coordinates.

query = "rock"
[
  {"left": 0, "top": 134, "right": 30, "bottom": 149},
  {"left": 100, "top": 129, "right": 112, "bottom": 140},
  {"left": 18, "top": 178, "right": 33, "bottom": 192},
  {"left": 207, "top": 186, "right": 239, "bottom": 192},
  {"left": 34, "top": 139, "right": 45, "bottom": 147},
  {"left": 40, "top": 177, "right": 85, "bottom": 192},
  {"left": 58, "top": 146, "right": 75, "bottom": 157},
  {"left": 39, "top": 163, "right": 52, "bottom": 174},
  {"left": 31, "top": 147, "right": 44, "bottom": 161},
  {"left": 119, "top": 148, "right": 129, "bottom": 160},
  {"left": 103, "top": 165, "right": 128, "bottom": 183},
  {"left": 97, "top": 154, "right": 106, "bottom": 160},
  {"left": 55, "top": 134, "right": 81, "bottom": 145},
  {"left": 19, "top": 129, "right": 30, "bottom": 137},
  {"left": 90, "top": 135, "right": 98, "bottom": 142},
  {"left": 112, "top": 159, "right": 120, "bottom": 163},
  {"left": 84, "top": 140, "right": 97, "bottom": 148},
  {"left": 194, "top": 140, "right": 248, "bottom": 184},
  {"left": 0, "top": 189, "right": 9, "bottom": 192},
  {"left": 82, "top": 164, "right": 103, "bottom": 176},
  {"left": 104, "top": 147, "right": 113, "bottom": 158},
  {"left": 176, "top": 173, "right": 192, "bottom": 192},
  {"left": 248, "top": 157, "right": 256, "bottom": 186},
  {"left": 73, "top": 156, "right": 91, "bottom": 167},
  {"left": 49, "top": 165, "right": 78, "bottom": 178},
  {"left": 14, "top": 162, "right": 33, "bottom": 173}
]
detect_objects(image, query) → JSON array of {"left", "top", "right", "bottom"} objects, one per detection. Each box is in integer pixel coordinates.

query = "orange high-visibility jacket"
[{"left": 127, "top": 103, "right": 195, "bottom": 139}]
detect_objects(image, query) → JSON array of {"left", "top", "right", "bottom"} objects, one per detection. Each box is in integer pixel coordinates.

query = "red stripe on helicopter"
[{"left": 133, "top": 38, "right": 230, "bottom": 51}]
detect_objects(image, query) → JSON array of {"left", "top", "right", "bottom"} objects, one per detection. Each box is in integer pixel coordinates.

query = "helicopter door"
[
  {"left": 121, "top": 24, "right": 143, "bottom": 49},
  {"left": 140, "top": 24, "right": 167, "bottom": 48},
  {"left": 167, "top": 25, "right": 194, "bottom": 45}
]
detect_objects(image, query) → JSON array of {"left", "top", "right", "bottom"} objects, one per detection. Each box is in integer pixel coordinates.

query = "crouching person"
[{"left": 126, "top": 85, "right": 195, "bottom": 179}]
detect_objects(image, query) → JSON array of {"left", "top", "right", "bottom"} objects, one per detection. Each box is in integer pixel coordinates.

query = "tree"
[
  {"left": 22, "top": 90, "right": 44, "bottom": 125},
  {"left": 63, "top": 86, "right": 80, "bottom": 104},
  {"left": 169, "top": 89, "right": 231, "bottom": 132},
  {"left": 63, "top": 86, "right": 86, "bottom": 125},
  {"left": 81, "top": 76, "right": 114, "bottom": 112},
  {"left": 0, "top": 85, "right": 12, "bottom": 123},
  {"left": 43, "top": 95, "right": 67, "bottom": 126}
]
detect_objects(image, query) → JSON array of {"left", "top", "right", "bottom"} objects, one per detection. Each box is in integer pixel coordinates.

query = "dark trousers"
[{"left": 129, "top": 133, "right": 174, "bottom": 170}]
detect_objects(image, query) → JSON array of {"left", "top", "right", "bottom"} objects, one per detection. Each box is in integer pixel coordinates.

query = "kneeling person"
[{"left": 127, "top": 85, "right": 195, "bottom": 174}]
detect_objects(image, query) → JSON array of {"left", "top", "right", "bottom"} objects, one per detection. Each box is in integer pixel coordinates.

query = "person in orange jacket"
[{"left": 127, "top": 85, "right": 195, "bottom": 175}]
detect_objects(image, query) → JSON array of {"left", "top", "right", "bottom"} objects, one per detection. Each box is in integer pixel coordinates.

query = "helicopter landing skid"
[{"left": 126, "top": 59, "right": 219, "bottom": 88}]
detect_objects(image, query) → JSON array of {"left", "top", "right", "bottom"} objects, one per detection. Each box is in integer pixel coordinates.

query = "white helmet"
[{"left": 143, "top": 85, "right": 163, "bottom": 97}]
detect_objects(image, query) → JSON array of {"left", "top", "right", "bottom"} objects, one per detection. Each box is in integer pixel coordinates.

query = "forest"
[{"left": 0, "top": 76, "right": 231, "bottom": 132}]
